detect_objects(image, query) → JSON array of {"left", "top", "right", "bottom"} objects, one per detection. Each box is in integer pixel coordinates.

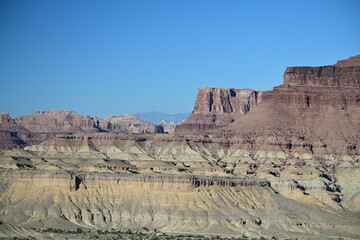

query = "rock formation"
[
  {"left": 0, "top": 131, "right": 26, "bottom": 150},
  {"left": 158, "top": 120, "right": 176, "bottom": 133},
  {"left": 0, "top": 55, "right": 359, "bottom": 239},
  {"left": 175, "top": 87, "right": 264, "bottom": 133},
  {"left": 98, "top": 114, "right": 164, "bottom": 133},
  {"left": 284, "top": 54, "right": 360, "bottom": 87},
  {"left": 0, "top": 131, "right": 359, "bottom": 239},
  {"left": 0, "top": 112, "right": 164, "bottom": 149},
  {"left": 0, "top": 112, "right": 30, "bottom": 149},
  {"left": 0, "top": 111, "right": 101, "bottom": 149},
  {"left": 334, "top": 54, "right": 360, "bottom": 67},
  {"left": 223, "top": 55, "right": 360, "bottom": 156},
  {"left": 14, "top": 110, "right": 100, "bottom": 133}
]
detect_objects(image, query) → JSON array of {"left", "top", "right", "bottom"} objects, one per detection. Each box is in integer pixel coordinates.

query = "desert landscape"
[{"left": 0, "top": 55, "right": 359, "bottom": 239}]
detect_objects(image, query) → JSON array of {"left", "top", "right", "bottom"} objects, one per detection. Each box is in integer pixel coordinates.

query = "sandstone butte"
[
  {"left": 175, "top": 87, "right": 265, "bottom": 133},
  {"left": 0, "top": 55, "right": 360, "bottom": 239}
]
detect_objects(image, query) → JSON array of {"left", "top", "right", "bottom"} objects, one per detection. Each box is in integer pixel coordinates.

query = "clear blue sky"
[{"left": 1, "top": 0, "right": 359, "bottom": 118}]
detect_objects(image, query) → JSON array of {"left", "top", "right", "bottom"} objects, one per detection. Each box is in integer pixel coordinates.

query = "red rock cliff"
[
  {"left": 175, "top": 87, "right": 264, "bottom": 133},
  {"left": 284, "top": 55, "right": 360, "bottom": 87},
  {"left": 225, "top": 55, "right": 360, "bottom": 155}
]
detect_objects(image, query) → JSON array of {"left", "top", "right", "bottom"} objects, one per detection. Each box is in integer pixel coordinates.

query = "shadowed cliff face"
[
  {"left": 0, "top": 113, "right": 32, "bottom": 149},
  {"left": 0, "top": 55, "right": 360, "bottom": 239},
  {"left": 175, "top": 88, "right": 265, "bottom": 133}
]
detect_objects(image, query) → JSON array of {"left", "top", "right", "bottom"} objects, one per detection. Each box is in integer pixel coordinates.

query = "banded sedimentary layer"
[
  {"left": 175, "top": 87, "right": 264, "bottom": 133},
  {"left": 0, "top": 55, "right": 360, "bottom": 239},
  {"left": 0, "top": 111, "right": 166, "bottom": 149}
]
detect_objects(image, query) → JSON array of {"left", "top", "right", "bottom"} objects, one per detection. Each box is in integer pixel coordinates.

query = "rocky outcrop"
[
  {"left": 0, "top": 134, "right": 359, "bottom": 238},
  {"left": 0, "top": 112, "right": 15, "bottom": 125},
  {"left": 0, "top": 113, "right": 30, "bottom": 149},
  {"left": 158, "top": 120, "right": 176, "bottom": 133},
  {"left": 15, "top": 111, "right": 100, "bottom": 133},
  {"left": 98, "top": 114, "right": 164, "bottom": 133},
  {"left": 0, "top": 112, "right": 29, "bottom": 133},
  {"left": 1, "top": 55, "right": 360, "bottom": 239},
  {"left": 0, "top": 112, "right": 165, "bottom": 149},
  {"left": 224, "top": 55, "right": 360, "bottom": 156},
  {"left": 0, "top": 131, "right": 26, "bottom": 150},
  {"left": 175, "top": 88, "right": 264, "bottom": 133},
  {"left": 334, "top": 54, "right": 360, "bottom": 67},
  {"left": 284, "top": 55, "right": 360, "bottom": 87},
  {"left": 0, "top": 111, "right": 101, "bottom": 149}
]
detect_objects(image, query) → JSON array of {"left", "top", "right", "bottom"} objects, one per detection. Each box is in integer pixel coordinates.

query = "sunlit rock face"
[
  {"left": 175, "top": 87, "right": 265, "bottom": 133},
  {"left": 98, "top": 114, "right": 164, "bottom": 133},
  {"left": 15, "top": 110, "right": 100, "bottom": 133},
  {"left": 0, "top": 56, "right": 360, "bottom": 239},
  {"left": 284, "top": 54, "right": 360, "bottom": 87},
  {"left": 224, "top": 55, "right": 360, "bottom": 156},
  {"left": 0, "top": 112, "right": 164, "bottom": 149}
]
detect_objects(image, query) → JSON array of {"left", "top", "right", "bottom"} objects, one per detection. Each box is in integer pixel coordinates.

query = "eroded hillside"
[{"left": 0, "top": 55, "right": 360, "bottom": 239}]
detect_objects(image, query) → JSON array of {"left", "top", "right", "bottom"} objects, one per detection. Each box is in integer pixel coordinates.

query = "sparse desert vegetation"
[{"left": 0, "top": 228, "right": 295, "bottom": 240}]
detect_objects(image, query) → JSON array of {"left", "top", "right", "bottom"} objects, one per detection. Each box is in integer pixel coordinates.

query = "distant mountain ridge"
[{"left": 135, "top": 111, "right": 190, "bottom": 124}]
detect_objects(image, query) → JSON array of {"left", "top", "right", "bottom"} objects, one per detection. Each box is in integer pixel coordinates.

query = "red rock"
[
  {"left": 284, "top": 55, "right": 360, "bottom": 87},
  {"left": 14, "top": 111, "right": 100, "bottom": 133},
  {"left": 223, "top": 55, "right": 360, "bottom": 155},
  {"left": 334, "top": 54, "right": 360, "bottom": 67},
  {"left": 0, "top": 130, "right": 26, "bottom": 150},
  {"left": 0, "top": 113, "right": 31, "bottom": 149},
  {"left": 0, "top": 112, "right": 165, "bottom": 149},
  {"left": 175, "top": 87, "right": 264, "bottom": 133}
]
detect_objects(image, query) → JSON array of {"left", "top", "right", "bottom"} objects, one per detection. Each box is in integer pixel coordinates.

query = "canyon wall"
[
  {"left": 284, "top": 54, "right": 360, "bottom": 87},
  {"left": 175, "top": 88, "right": 264, "bottom": 133}
]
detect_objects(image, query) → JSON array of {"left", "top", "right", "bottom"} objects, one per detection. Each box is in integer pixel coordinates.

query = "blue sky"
[{"left": 1, "top": 0, "right": 359, "bottom": 118}]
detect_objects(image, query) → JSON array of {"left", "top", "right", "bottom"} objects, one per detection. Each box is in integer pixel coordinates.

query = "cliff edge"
[{"left": 175, "top": 87, "right": 264, "bottom": 133}]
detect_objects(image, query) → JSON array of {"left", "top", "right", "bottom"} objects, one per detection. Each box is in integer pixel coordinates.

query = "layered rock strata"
[
  {"left": 97, "top": 115, "right": 164, "bottom": 133},
  {"left": 0, "top": 112, "right": 165, "bottom": 149},
  {"left": 0, "top": 113, "right": 31, "bottom": 149},
  {"left": 224, "top": 58, "right": 360, "bottom": 156},
  {"left": 175, "top": 88, "right": 264, "bottom": 133},
  {"left": 15, "top": 111, "right": 100, "bottom": 133},
  {"left": 284, "top": 54, "right": 360, "bottom": 87},
  {"left": 0, "top": 55, "right": 360, "bottom": 239},
  {"left": 0, "top": 132, "right": 359, "bottom": 238}
]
